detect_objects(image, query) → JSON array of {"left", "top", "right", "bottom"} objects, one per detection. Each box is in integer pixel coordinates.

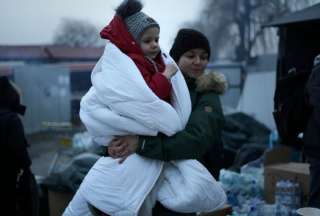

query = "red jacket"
[{"left": 100, "top": 15, "right": 171, "bottom": 102}]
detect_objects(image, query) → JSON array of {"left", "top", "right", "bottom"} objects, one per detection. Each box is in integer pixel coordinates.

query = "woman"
[
  {"left": 109, "top": 28, "right": 227, "bottom": 216},
  {"left": 64, "top": 0, "right": 226, "bottom": 212}
]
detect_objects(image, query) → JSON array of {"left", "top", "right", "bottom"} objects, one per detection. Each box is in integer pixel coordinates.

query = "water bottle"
[
  {"left": 275, "top": 180, "right": 301, "bottom": 216},
  {"left": 275, "top": 180, "right": 291, "bottom": 215},
  {"left": 275, "top": 204, "right": 291, "bottom": 216},
  {"left": 268, "top": 130, "right": 278, "bottom": 149},
  {"left": 292, "top": 182, "right": 301, "bottom": 210},
  {"left": 275, "top": 180, "right": 285, "bottom": 205}
]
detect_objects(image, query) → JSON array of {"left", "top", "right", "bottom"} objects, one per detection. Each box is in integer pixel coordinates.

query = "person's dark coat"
[
  {"left": 136, "top": 72, "right": 227, "bottom": 179},
  {"left": 0, "top": 77, "right": 36, "bottom": 216},
  {"left": 304, "top": 64, "right": 320, "bottom": 158},
  {"left": 1, "top": 109, "right": 31, "bottom": 168}
]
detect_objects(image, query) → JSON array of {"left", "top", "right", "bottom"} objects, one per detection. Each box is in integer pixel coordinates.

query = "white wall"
[{"left": 237, "top": 71, "right": 276, "bottom": 130}]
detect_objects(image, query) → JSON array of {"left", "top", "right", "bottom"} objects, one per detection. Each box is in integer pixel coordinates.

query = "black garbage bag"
[
  {"left": 221, "top": 112, "right": 271, "bottom": 169},
  {"left": 44, "top": 152, "right": 100, "bottom": 193},
  {"left": 228, "top": 143, "right": 267, "bottom": 172},
  {"left": 222, "top": 112, "right": 271, "bottom": 152}
]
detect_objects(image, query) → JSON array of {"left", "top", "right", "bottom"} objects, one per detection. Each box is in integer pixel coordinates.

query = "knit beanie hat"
[
  {"left": 0, "top": 76, "right": 26, "bottom": 115},
  {"left": 116, "top": 0, "right": 159, "bottom": 41},
  {"left": 170, "top": 29, "right": 211, "bottom": 62}
]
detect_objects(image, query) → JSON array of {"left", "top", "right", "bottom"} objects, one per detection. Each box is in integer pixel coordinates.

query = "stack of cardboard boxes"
[{"left": 263, "top": 146, "right": 310, "bottom": 205}]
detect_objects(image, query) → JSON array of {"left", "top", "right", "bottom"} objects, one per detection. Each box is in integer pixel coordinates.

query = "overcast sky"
[{"left": 0, "top": 0, "right": 205, "bottom": 51}]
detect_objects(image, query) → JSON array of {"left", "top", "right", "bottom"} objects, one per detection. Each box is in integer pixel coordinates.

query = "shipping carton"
[
  {"left": 48, "top": 190, "right": 73, "bottom": 216},
  {"left": 264, "top": 146, "right": 292, "bottom": 166},
  {"left": 264, "top": 162, "right": 310, "bottom": 204}
]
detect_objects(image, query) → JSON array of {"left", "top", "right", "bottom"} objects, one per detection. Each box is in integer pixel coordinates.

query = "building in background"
[
  {"left": 237, "top": 54, "right": 277, "bottom": 130},
  {"left": 266, "top": 3, "right": 320, "bottom": 146},
  {"left": 0, "top": 45, "right": 103, "bottom": 133}
]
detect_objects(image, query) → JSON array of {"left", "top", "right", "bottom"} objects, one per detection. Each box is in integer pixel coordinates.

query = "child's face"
[{"left": 140, "top": 27, "right": 160, "bottom": 59}]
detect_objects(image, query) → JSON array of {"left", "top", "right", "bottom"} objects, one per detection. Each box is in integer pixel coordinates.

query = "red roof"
[
  {"left": 59, "top": 62, "right": 96, "bottom": 73},
  {"left": 0, "top": 65, "right": 13, "bottom": 76},
  {"left": 0, "top": 62, "right": 96, "bottom": 75},
  {"left": 0, "top": 45, "right": 104, "bottom": 61},
  {"left": 46, "top": 46, "right": 103, "bottom": 60},
  {"left": 0, "top": 46, "right": 47, "bottom": 60}
]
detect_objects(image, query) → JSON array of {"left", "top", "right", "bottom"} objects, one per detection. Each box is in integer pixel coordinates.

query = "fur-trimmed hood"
[{"left": 195, "top": 72, "right": 228, "bottom": 94}]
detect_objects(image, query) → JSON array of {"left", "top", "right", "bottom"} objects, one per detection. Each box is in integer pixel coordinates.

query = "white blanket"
[{"left": 64, "top": 42, "right": 226, "bottom": 216}]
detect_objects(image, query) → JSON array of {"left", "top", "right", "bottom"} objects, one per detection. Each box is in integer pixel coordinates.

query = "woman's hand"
[
  {"left": 108, "top": 135, "right": 139, "bottom": 163},
  {"left": 162, "top": 64, "right": 178, "bottom": 79}
]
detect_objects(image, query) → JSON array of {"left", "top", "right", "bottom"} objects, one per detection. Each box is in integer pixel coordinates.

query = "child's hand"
[
  {"left": 108, "top": 135, "right": 139, "bottom": 163},
  {"left": 163, "top": 64, "right": 178, "bottom": 79}
]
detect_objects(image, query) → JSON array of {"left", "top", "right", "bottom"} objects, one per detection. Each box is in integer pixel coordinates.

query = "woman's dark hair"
[
  {"left": 0, "top": 76, "right": 25, "bottom": 114},
  {"left": 115, "top": 0, "right": 142, "bottom": 19}
]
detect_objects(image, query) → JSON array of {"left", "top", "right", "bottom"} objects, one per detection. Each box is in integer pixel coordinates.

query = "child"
[
  {"left": 99, "top": 0, "right": 178, "bottom": 103},
  {"left": 63, "top": 1, "right": 226, "bottom": 215}
]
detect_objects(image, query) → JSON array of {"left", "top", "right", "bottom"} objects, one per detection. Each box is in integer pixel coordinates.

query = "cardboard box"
[
  {"left": 48, "top": 190, "right": 74, "bottom": 216},
  {"left": 264, "top": 146, "right": 292, "bottom": 166},
  {"left": 264, "top": 162, "right": 310, "bottom": 204}
]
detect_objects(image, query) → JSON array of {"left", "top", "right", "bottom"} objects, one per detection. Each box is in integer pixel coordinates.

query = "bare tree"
[
  {"left": 189, "top": 0, "right": 320, "bottom": 61},
  {"left": 53, "top": 18, "right": 102, "bottom": 47}
]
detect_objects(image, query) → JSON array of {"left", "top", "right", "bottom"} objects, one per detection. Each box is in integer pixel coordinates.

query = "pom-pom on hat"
[{"left": 116, "top": 0, "right": 159, "bottom": 41}]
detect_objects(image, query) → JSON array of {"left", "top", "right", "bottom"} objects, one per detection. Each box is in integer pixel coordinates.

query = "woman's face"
[
  {"left": 178, "top": 48, "right": 209, "bottom": 78},
  {"left": 140, "top": 27, "right": 160, "bottom": 59}
]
